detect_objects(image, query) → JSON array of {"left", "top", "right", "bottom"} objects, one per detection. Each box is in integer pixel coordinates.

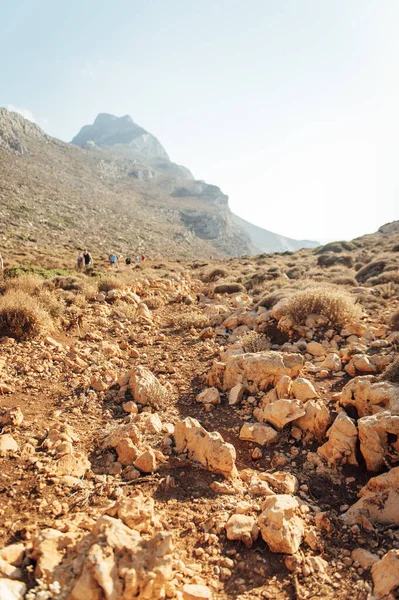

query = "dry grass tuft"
[
  {"left": 0, "top": 274, "right": 43, "bottom": 296},
  {"left": 202, "top": 267, "right": 229, "bottom": 282},
  {"left": 214, "top": 283, "right": 245, "bottom": 294},
  {"left": 97, "top": 276, "right": 125, "bottom": 293},
  {"left": 332, "top": 276, "right": 358, "bottom": 286},
  {"left": 280, "top": 285, "right": 361, "bottom": 327},
  {"left": 240, "top": 331, "right": 270, "bottom": 353},
  {"left": 0, "top": 291, "right": 53, "bottom": 340},
  {"left": 141, "top": 296, "right": 164, "bottom": 309},
  {"left": 378, "top": 356, "right": 399, "bottom": 384},
  {"left": 172, "top": 311, "right": 210, "bottom": 330}
]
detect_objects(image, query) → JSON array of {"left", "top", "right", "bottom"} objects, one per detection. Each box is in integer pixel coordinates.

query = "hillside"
[
  {"left": 0, "top": 221, "right": 398, "bottom": 599},
  {"left": 0, "top": 108, "right": 318, "bottom": 266}
]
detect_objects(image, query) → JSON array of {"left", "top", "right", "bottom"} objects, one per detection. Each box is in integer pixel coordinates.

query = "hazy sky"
[{"left": 1, "top": 0, "right": 398, "bottom": 242}]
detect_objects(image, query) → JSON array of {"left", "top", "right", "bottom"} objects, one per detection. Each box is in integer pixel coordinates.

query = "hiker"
[
  {"left": 0, "top": 253, "right": 3, "bottom": 272},
  {"left": 76, "top": 251, "right": 84, "bottom": 271},
  {"left": 141, "top": 254, "right": 146, "bottom": 262},
  {"left": 109, "top": 253, "right": 118, "bottom": 267},
  {"left": 125, "top": 257, "right": 131, "bottom": 265},
  {"left": 83, "top": 249, "right": 92, "bottom": 270},
  {"left": 135, "top": 256, "right": 139, "bottom": 263}
]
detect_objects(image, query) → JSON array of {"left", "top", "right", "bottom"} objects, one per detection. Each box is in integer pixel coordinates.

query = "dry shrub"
[
  {"left": 332, "top": 276, "right": 358, "bottom": 286},
  {"left": 369, "top": 271, "right": 399, "bottom": 286},
  {"left": 317, "top": 254, "right": 353, "bottom": 268},
  {"left": 391, "top": 310, "right": 399, "bottom": 331},
  {"left": 214, "top": 283, "right": 245, "bottom": 294},
  {"left": 0, "top": 291, "right": 53, "bottom": 340},
  {"left": 280, "top": 285, "right": 361, "bottom": 327},
  {"left": 37, "top": 290, "right": 67, "bottom": 318},
  {"left": 392, "top": 244, "right": 399, "bottom": 252},
  {"left": 202, "top": 267, "right": 228, "bottom": 282},
  {"left": 378, "top": 356, "right": 399, "bottom": 384},
  {"left": 173, "top": 311, "right": 210, "bottom": 330},
  {"left": 57, "top": 290, "right": 88, "bottom": 308},
  {"left": 356, "top": 292, "right": 386, "bottom": 310},
  {"left": 97, "top": 276, "right": 125, "bottom": 293},
  {"left": 376, "top": 283, "right": 399, "bottom": 299},
  {"left": 141, "top": 296, "right": 164, "bottom": 309},
  {"left": 240, "top": 331, "right": 270, "bottom": 353},
  {"left": 356, "top": 261, "right": 387, "bottom": 283},
  {"left": 315, "top": 241, "right": 355, "bottom": 254},
  {"left": 257, "top": 288, "right": 297, "bottom": 309},
  {"left": 0, "top": 274, "right": 43, "bottom": 296},
  {"left": 113, "top": 304, "right": 137, "bottom": 321}
]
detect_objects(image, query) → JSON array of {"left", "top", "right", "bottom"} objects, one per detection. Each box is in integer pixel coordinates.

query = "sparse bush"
[
  {"left": 317, "top": 253, "right": 353, "bottom": 268},
  {"left": 240, "top": 331, "right": 270, "bottom": 353},
  {"left": 315, "top": 241, "right": 355, "bottom": 254},
  {"left": 356, "top": 261, "right": 387, "bottom": 283},
  {"left": 38, "top": 290, "right": 67, "bottom": 318},
  {"left": 376, "top": 283, "right": 399, "bottom": 299},
  {"left": 391, "top": 310, "right": 399, "bottom": 331},
  {"left": 332, "top": 276, "right": 358, "bottom": 286},
  {"left": 280, "top": 285, "right": 361, "bottom": 327},
  {"left": 257, "top": 288, "right": 296, "bottom": 309},
  {"left": 378, "top": 356, "right": 399, "bottom": 384},
  {"left": 202, "top": 267, "right": 228, "bottom": 282},
  {"left": 112, "top": 304, "right": 137, "bottom": 321},
  {"left": 214, "top": 283, "right": 245, "bottom": 294},
  {"left": 0, "top": 274, "right": 43, "bottom": 296},
  {"left": 369, "top": 271, "right": 399, "bottom": 286},
  {"left": 172, "top": 311, "right": 210, "bottom": 330},
  {"left": 0, "top": 291, "right": 53, "bottom": 340},
  {"left": 141, "top": 296, "right": 164, "bottom": 309},
  {"left": 355, "top": 292, "right": 386, "bottom": 310},
  {"left": 3, "top": 265, "right": 74, "bottom": 279},
  {"left": 392, "top": 244, "right": 399, "bottom": 252},
  {"left": 97, "top": 276, "right": 125, "bottom": 292},
  {"left": 57, "top": 290, "right": 87, "bottom": 308}
]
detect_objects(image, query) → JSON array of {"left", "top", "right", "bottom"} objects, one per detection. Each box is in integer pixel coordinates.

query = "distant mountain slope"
[{"left": 232, "top": 213, "right": 319, "bottom": 253}]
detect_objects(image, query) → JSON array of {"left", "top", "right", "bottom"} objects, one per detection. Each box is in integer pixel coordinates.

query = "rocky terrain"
[
  {"left": 0, "top": 108, "right": 318, "bottom": 266},
  {"left": 0, "top": 220, "right": 398, "bottom": 599}
]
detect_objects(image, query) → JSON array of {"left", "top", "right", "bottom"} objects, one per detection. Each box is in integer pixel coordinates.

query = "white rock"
[
  {"left": 372, "top": 550, "right": 399, "bottom": 599},
  {"left": 255, "top": 399, "right": 306, "bottom": 429},
  {"left": 239, "top": 423, "right": 278, "bottom": 446},
  {"left": 317, "top": 411, "right": 358, "bottom": 467},
  {"left": 0, "top": 435, "right": 18, "bottom": 454},
  {"left": 295, "top": 400, "right": 330, "bottom": 443},
  {"left": 291, "top": 378, "right": 319, "bottom": 401},
  {"left": 351, "top": 548, "right": 379, "bottom": 568},
  {"left": 257, "top": 494, "right": 304, "bottom": 554},
  {"left": 183, "top": 584, "right": 213, "bottom": 600},
  {"left": 228, "top": 383, "right": 246, "bottom": 405},
  {"left": 225, "top": 514, "right": 259, "bottom": 547},
  {"left": 196, "top": 387, "right": 220, "bottom": 406},
  {"left": 0, "top": 579, "right": 26, "bottom": 600}
]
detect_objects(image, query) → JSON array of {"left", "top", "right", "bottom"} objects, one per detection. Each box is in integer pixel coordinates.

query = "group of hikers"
[{"left": 75, "top": 250, "right": 146, "bottom": 271}]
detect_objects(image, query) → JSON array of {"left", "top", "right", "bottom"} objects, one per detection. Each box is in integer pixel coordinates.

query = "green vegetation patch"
[{"left": 3, "top": 264, "right": 75, "bottom": 280}]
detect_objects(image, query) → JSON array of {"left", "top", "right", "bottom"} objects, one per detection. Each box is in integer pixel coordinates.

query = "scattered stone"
[
  {"left": 239, "top": 423, "right": 278, "bottom": 446},
  {"left": 296, "top": 400, "right": 330, "bottom": 443},
  {"left": 292, "top": 378, "right": 319, "bottom": 401},
  {"left": 225, "top": 514, "right": 259, "bottom": 547},
  {"left": 371, "top": 550, "right": 399, "bottom": 599},
  {"left": 183, "top": 583, "right": 213, "bottom": 600},
  {"left": 0, "top": 579, "right": 26, "bottom": 600},
  {"left": 0, "top": 434, "right": 18, "bottom": 454},
  {"left": 134, "top": 449, "right": 158, "bottom": 473},
  {"left": 257, "top": 494, "right": 305, "bottom": 554},
  {"left": 351, "top": 548, "right": 379, "bottom": 568},
  {"left": 255, "top": 399, "right": 306, "bottom": 429},
  {"left": 129, "top": 365, "right": 168, "bottom": 406},
  {"left": 196, "top": 387, "right": 220, "bottom": 406},
  {"left": 228, "top": 383, "right": 246, "bottom": 406},
  {"left": 358, "top": 411, "right": 399, "bottom": 471},
  {"left": 0, "top": 407, "right": 23, "bottom": 427},
  {"left": 317, "top": 411, "right": 358, "bottom": 467}
]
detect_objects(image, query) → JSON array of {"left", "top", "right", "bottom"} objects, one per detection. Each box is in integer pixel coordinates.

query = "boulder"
[
  {"left": 275, "top": 375, "right": 292, "bottom": 399},
  {"left": 317, "top": 411, "right": 358, "bottom": 467},
  {"left": 53, "top": 452, "right": 91, "bottom": 478},
  {"left": 358, "top": 411, "right": 399, "bottom": 471},
  {"left": 306, "top": 342, "right": 327, "bottom": 357},
  {"left": 257, "top": 495, "right": 305, "bottom": 554},
  {"left": 0, "top": 543, "right": 25, "bottom": 567},
  {"left": 116, "top": 438, "right": 139, "bottom": 466},
  {"left": 291, "top": 378, "right": 319, "bottom": 401},
  {"left": 371, "top": 550, "right": 399, "bottom": 599},
  {"left": 134, "top": 412, "right": 163, "bottom": 434},
  {"left": 129, "top": 365, "right": 168, "bottom": 406},
  {"left": 351, "top": 548, "right": 379, "bottom": 568},
  {"left": 0, "top": 407, "right": 23, "bottom": 427},
  {"left": 222, "top": 351, "right": 303, "bottom": 392},
  {"left": 174, "top": 417, "right": 238, "bottom": 478},
  {"left": 239, "top": 423, "right": 278, "bottom": 446},
  {"left": 225, "top": 514, "right": 259, "bottom": 547},
  {"left": 255, "top": 399, "right": 306, "bottom": 429},
  {"left": 134, "top": 449, "right": 158, "bottom": 473},
  {"left": 343, "top": 467, "right": 399, "bottom": 528},
  {"left": 259, "top": 471, "right": 298, "bottom": 494},
  {"left": 295, "top": 400, "right": 330, "bottom": 443},
  {"left": 320, "top": 353, "right": 342, "bottom": 372},
  {"left": 29, "top": 529, "right": 67, "bottom": 579},
  {"left": 196, "top": 387, "right": 220, "bottom": 406},
  {"left": 340, "top": 376, "right": 399, "bottom": 417}
]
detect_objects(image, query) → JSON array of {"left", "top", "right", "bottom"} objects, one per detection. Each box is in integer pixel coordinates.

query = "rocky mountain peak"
[{"left": 0, "top": 107, "right": 47, "bottom": 154}]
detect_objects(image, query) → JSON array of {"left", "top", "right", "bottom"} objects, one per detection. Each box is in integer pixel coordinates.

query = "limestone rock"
[
  {"left": 222, "top": 351, "right": 303, "bottom": 392},
  {"left": 0, "top": 579, "right": 26, "bottom": 600},
  {"left": 371, "top": 550, "right": 399, "bottom": 599},
  {"left": 196, "top": 387, "right": 220, "bottom": 406},
  {"left": 116, "top": 438, "right": 139, "bottom": 466},
  {"left": 340, "top": 376, "right": 399, "bottom": 417},
  {"left": 257, "top": 494, "right": 305, "bottom": 554},
  {"left": 29, "top": 529, "right": 67, "bottom": 578},
  {"left": 134, "top": 449, "right": 158, "bottom": 473},
  {"left": 306, "top": 342, "right": 326, "bottom": 357},
  {"left": 317, "top": 411, "right": 358, "bottom": 467},
  {"left": 228, "top": 383, "right": 246, "bottom": 405},
  {"left": 260, "top": 471, "right": 298, "bottom": 494},
  {"left": 351, "top": 548, "right": 379, "bottom": 568},
  {"left": 0, "top": 558, "right": 22, "bottom": 580},
  {"left": 296, "top": 400, "right": 330, "bottom": 443},
  {"left": 320, "top": 353, "right": 342, "bottom": 372},
  {"left": 275, "top": 375, "right": 292, "bottom": 399},
  {"left": 239, "top": 423, "right": 278, "bottom": 446},
  {"left": 0, "top": 543, "right": 25, "bottom": 567},
  {"left": 53, "top": 452, "right": 91, "bottom": 477},
  {"left": 183, "top": 583, "right": 213, "bottom": 600},
  {"left": 129, "top": 365, "right": 168, "bottom": 406},
  {"left": 134, "top": 412, "right": 163, "bottom": 434},
  {"left": 174, "top": 417, "right": 238, "bottom": 478},
  {"left": 343, "top": 467, "right": 399, "bottom": 527},
  {"left": 0, "top": 407, "right": 23, "bottom": 427},
  {"left": 106, "top": 491, "right": 155, "bottom": 532},
  {"left": 225, "top": 514, "right": 259, "bottom": 547},
  {"left": 0, "top": 434, "right": 18, "bottom": 454},
  {"left": 358, "top": 411, "right": 399, "bottom": 471},
  {"left": 255, "top": 399, "right": 306, "bottom": 429},
  {"left": 291, "top": 378, "right": 319, "bottom": 401}
]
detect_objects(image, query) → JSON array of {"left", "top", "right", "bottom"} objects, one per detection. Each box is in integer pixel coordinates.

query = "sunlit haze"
[{"left": 1, "top": 0, "right": 398, "bottom": 242}]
